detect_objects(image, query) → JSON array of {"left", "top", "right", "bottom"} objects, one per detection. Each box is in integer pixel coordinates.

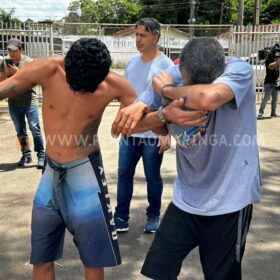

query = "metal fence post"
[{"left": 49, "top": 23, "right": 54, "bottom": 56}]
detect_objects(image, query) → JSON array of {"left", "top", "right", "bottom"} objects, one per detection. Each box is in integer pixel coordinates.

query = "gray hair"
[
  {"left": 179, "top": 37, "right": 225, "bottom": 85},
  {"left": 135, "top": 18, "right": 161, "bottom": 36}
]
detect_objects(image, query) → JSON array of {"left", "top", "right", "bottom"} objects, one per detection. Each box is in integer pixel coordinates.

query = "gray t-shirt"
[
  {"left": 125, "top": 53, "right": 173, "bottom": 138},
  {"left": 0, "top": 55, "right": 37, "bottom": 107},
  {"left": 139, "top": 57, "right": 261, "bottom": 216}
]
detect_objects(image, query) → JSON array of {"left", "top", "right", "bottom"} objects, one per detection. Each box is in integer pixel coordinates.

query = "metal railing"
[{"left": 0, "top": 22, "right": 279, "bottom": 101}]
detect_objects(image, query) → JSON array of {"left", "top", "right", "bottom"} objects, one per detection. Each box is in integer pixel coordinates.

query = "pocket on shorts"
[{"left": 33, "top": 166, "right": 57, "bottom": 208}]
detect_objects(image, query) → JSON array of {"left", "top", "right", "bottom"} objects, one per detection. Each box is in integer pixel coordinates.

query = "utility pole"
[
  {"left": 254, "top": 0, "right": 260, "bottom": 26},
  {"left": 219, "top": 0, "right": 225, "bottom": 25},
  {"left": 188, "top": 0, "right": 196, "bottom": 39},
  {"left": 237, "top": 0, "right": 244, "bottom": 26}
]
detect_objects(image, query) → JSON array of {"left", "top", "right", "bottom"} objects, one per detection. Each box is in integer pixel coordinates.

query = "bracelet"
[
  {"left": 160, "top": 83, "right": 175, "bottom": 96},
  {"left": 158, "top": 106, "right": 171, "bottom": 124}
]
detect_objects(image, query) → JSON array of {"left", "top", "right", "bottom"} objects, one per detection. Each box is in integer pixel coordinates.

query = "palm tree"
[{"left": 0, "top": 8, "right": 17, "bottom": 27}]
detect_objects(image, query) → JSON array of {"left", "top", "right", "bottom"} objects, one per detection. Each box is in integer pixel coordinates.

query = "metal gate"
[
  {"left": 0, "top": 22, "right": 53, "bottom": 58},
  {"left": 0, "top": 22, "right": 279, "bottom": 97}
]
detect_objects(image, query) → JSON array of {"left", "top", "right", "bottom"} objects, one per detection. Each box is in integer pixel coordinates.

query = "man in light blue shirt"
[
  {"left": 114, "top": 18, "right": 174, "bottom": 234},
  {"left": 112, "top": 37, "right": 261, "bottom": 279}
]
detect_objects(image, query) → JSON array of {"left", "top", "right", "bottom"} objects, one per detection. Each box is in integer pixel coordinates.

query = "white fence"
[{"left": 0, "top": 22, "right": 280, "bottom": 99}]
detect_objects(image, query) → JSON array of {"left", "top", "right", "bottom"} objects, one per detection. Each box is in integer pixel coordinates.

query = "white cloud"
[{"left": 1, "top": 0, "right": 74, "bottom": 21}]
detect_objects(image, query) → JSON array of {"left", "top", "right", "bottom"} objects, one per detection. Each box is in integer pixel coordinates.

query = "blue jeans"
[
  {"left": 259, "top": 83, "right": 278, "bottom": 115},
  {"left": 8, "top": 103, "right": 44, "bottom": 156},
  {"left": 115, "top": 136, "right": 164, "bottom": 221}
]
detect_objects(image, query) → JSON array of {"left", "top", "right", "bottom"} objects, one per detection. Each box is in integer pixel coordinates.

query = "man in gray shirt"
[
  {"left": 112, "top": 37, "right": 261, "bottom": 280},
  {"left": 0, "top": 38, "right": 45, "bottom": 168}
]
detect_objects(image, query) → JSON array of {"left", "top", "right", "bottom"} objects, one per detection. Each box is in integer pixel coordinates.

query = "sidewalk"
[{"left": 0, "top": 104, "right": 279, "bottom": 280}]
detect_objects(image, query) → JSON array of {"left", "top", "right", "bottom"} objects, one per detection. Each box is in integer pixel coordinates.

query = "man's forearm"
[
  {"left": 151, "top": 125, "right": 169, "bottom": 136},
  {"left": 0, "top": 79, "right": 16, "bottom": 100},
  {"left": 0, "top": 73, "right": 7, "bottom": 82},
  {"left": 267, "top": 61, "right": 279, "bottom": 70},
  {"left": 162, "top": 83, "right": 233, "bottom": 111},
  {"left": 132, "top": 111, "right": 167, "bottom": 134}
]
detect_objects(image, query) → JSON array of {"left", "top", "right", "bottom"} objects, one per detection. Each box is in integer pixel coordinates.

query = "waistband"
[{"left": 47, "top": 149, "right": 100, "bottom": 171}]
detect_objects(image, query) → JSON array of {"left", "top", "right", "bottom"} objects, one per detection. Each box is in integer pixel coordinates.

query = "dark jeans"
[
  {"left": 115, "top": 136, "right": 164, "bottom": 221},
  {"left": 8, "top": 103, "right": 44, "bottom": 156},
  {"left": 259, "top": 83, "right": 278, "bottom": 115}
]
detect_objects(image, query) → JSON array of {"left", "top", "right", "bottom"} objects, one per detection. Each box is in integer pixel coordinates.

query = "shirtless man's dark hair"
[{"left": 65, "top": 38, "right": 112, "bottom": 92}]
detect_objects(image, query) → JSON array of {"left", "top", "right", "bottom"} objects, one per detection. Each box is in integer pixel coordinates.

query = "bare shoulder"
[
  {"left": 103, "top": 70, "right": 136, "bottom": 106},
  {"left": 106, "top": 70, "right": 128, "bottom": 87},
  {"left": 22, "top": 56, "right": 64, "bottom": 85},
  {"left": 33, "top": 56, "right": 63, "bottom": 74},
  {"left": 105, "top": 70, "right": 133, "bottom": 94}
]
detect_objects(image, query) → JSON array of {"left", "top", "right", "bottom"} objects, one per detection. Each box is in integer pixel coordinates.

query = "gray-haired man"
[{"left": 112, "top": 37, "right": 261, "bottom": 279}]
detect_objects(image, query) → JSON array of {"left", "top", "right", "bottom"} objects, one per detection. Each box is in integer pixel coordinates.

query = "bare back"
[{"left": 0, "top": 56, "right": 136, "bottom": 163}]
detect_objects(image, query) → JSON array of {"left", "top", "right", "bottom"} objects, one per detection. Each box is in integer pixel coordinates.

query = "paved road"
[{"left": 0, "top": 103, "right": 279, "bottom": 279}]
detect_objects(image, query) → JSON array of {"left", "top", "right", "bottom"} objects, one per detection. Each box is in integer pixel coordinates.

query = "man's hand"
[
  {"left": 111, "top": 102, "right": 149, "bottom": 137},
  {"left": 4, "top": 64, "right": 18, "bottom": 77},
  {"left": 163, "top": 98, "right": 208, "bottom": 126},
  {"left": 152, "top": 72, "right": 174, "bottom": 95},
  {"left": 158, "top": 134, "right": 171, "bottom": 154}
]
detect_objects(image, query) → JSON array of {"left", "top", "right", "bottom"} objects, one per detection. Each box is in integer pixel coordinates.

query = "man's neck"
[
  {"left": 141, "top": 49, "right": 161, "bottom": 63},
  {"left": 13, "top": 55, "right": 23, "bottom": 64}
]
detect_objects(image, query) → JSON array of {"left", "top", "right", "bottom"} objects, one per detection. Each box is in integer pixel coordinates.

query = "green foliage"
[
  {"left": 140, "top": 0, "right": 179, "bottom": 24},
  {"left": 0, "top": 8, "right": 21, "bottom": 26},
  {"left": 67, "top": 0, "right": 142, "bottom": 23},
  {"left": 243, "top": 0, "right": 280, "bottom": 24},
  {"left": 260, "top": 0, "right": 280, "bottom": 24},
  {"left": 243, "top": 0, "right": 255, "bottom": 25},
  {"left": 112, "top": 60, "right": 126, "bottom": 69},
  {"left": 139, "top": 0, "right": 238, "bottom": 25},
  {"left": 65, "top": 0, "right": 280, "bottom": 25}
]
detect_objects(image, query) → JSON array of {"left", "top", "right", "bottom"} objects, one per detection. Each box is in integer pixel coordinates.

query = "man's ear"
[{"left": 154, "top": 34, "right": 160, "bottom": 44}]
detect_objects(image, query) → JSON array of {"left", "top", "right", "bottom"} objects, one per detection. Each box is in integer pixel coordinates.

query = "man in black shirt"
[{"left": 257, "top": 50, "right": 280, "bottom": 119}]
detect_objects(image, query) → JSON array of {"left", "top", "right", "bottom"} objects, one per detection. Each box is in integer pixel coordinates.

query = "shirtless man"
[{"left": 0, "top": 38, "right": 138, "bottom": 280}]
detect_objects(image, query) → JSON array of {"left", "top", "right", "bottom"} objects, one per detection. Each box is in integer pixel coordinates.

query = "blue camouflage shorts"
[{"left": 30, "top": 150, "right": 121, "bottom": 268}]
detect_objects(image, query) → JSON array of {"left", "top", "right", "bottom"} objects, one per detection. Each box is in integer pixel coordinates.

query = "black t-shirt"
[{"left": 264, "top": 56, "right": 279, "bottom": 84}]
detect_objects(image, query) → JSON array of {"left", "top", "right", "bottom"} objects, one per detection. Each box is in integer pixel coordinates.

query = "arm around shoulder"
[
  {"left": 163, "top": 83, "right": 235, "bottom": 112},
  {"left": 162, "top": 58, "right": 252, "bottom": 111}
]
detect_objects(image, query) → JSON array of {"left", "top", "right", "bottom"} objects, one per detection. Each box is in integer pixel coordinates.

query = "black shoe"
[
  {"left": 270, "top": 113, "right": 279, "bottom": 118},
  {"left": 257, "top": 113, "right": 263, "bottom": 120},
  {"left": 17, "top": 154, "right": 32, "bottom": 166},
  {"left": 144, "top": 216, "right": 160, "bottom": 233},
  {"left": 114, "top": 216, "right": 129, "bottom": 233},
  {"left": 37, "top": 156, "right": 45, "bottom": 169}
]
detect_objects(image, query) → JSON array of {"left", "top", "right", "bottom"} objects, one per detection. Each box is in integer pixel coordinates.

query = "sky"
[{"left": 1, "top": 0, "right": 74, "bottom": 22}]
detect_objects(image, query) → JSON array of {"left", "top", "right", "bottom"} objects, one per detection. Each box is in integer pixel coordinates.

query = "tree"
[
  {"left": 66, "top": 0, "right": 280, "bottom": 25},
  {"left": 260, "top": 0, "right": 280, "bottom": 24},
  {"left": 67, "top": 0, "right": 93, "bottom": 22},
  {"left": 139, "top": 0, "right": 239, "bottom": 24},
  {"left": 0, "top": 8, "right": 21, "bottom": 26},
  {"left": 243, "top": 0, "right": 257, "bottom": 25},
  {"left": 140, "top": 0, "right": 178, "bottom": 24},
  {"left": 67, "top": 0, "right": 142, "bottom": 24}
]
